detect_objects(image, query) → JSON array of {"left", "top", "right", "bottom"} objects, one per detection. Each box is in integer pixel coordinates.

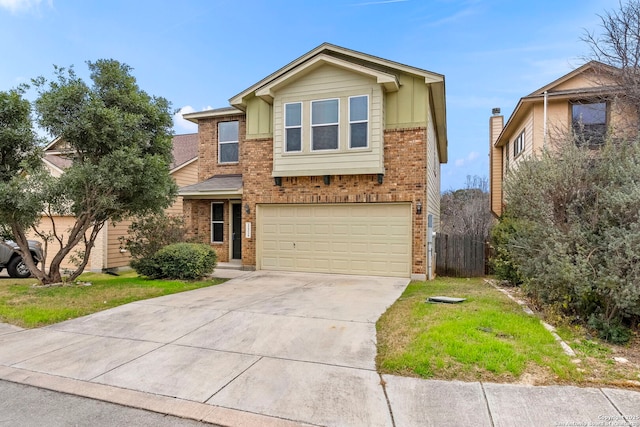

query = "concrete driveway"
[
  {"left": 2, "top": 271, "right": 639, "bottom": 426},
  {"left": 0, "top": 271, "right": 409, "bottom": 426}
]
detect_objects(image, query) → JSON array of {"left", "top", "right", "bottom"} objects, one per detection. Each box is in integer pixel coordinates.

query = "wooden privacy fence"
[{"left": 435, "top": 233, "right": 491, "bottom": 277}]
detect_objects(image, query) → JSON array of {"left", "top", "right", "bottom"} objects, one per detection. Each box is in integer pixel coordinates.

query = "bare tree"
[
  {"left": 440, "top": 175, "right": 494, "bottom": 237},
  {"left": 582, "top": 0, "right": 640, "bottom": 129}
]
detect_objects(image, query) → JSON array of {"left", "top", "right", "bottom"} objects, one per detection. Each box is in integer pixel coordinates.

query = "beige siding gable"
[
  {"left": 272, "top": 63, "right": 385, "bottom": 177},
  {"left": 385, "top": 73, "right": 429, "bottom": 129}
]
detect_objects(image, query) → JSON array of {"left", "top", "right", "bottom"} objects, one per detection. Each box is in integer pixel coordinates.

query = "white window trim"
[
  {"left": 310, "top": 98, "right": 340, "bottom": 152},
  {"left": 218, "top": 121, "right": 239, "bottom": 164},
  {"left": 211, "top": 202, "right": 224, "bottom": 243},
  {"left": 284, "top": 102, "right": 302, "bottom": 153},
  {"left": 348, "top": 95, "right": 369, "bottom": 150}
]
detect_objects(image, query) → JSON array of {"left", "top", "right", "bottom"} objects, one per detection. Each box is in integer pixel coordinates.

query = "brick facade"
[{"left": 184, "top": 114, "right": 430, "bottom": 276}]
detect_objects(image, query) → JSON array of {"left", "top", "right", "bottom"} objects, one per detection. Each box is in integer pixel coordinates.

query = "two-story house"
[
  {"left": 489, "top": 61, "right": 638, "bottom": 217},
  {"left": 180, "top": 43, "right": 447, "bottom": 280}
]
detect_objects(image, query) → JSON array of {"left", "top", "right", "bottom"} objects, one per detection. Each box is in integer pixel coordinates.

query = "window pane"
[
  {"left": 212, "top": 203, "right": 223, "bottom": 221},
  {"left": 312, "top": 99, "right": 338, "bottom": 125},
  {"left": 573, "top": 103, "right": 606, "bottom": 124},
  {"left": 212, "top": 223, "right": 224, "bottom": 242},
  {"left": 350, "top": 96, "right": 368, "bottom": 121},
  {"left": 285, "top": 103, "right": 301, "bottom": 127},
  {"left": 573, "top": 102, "right": 607, "bottom": 145},
  {"left": 350, "top": 123, "right": 367, "bottom": 148},
  {"left": 286, "top": 128, "right": 301, "bottom": 152},
  {"left": 219, "top": 121, "right": 239, "bottom": 142},
  {"left": 220, "top": 142, "right": 238, "bottom": 162},
  {"left": 313, "top": 125, "right": 338, "bottom": 150}
]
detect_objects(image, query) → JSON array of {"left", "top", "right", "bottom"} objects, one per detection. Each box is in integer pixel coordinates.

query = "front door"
[{"left": 232, "top": 203, "right": 242, "bottom": 259}]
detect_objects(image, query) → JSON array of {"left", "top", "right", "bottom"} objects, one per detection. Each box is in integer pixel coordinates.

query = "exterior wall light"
[
  {"left": 323, "top": 175, "right": 331, "bottom": 185},
  {"left": 416, "top": 201, "right": 422, "bottom": 215},
  {"left": 244, "top": 203, "right": 250, "bottom": 214},
  {"left": 377, "top": 173, "right": 384, "bottom": 184},
  {"left": 274, "top": 177, "right": 282, "bottom": 186}
]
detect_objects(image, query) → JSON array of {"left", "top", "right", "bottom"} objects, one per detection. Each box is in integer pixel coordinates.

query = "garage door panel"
[{"left": 258, "top": 203, "right": 411, "bottom": 277}]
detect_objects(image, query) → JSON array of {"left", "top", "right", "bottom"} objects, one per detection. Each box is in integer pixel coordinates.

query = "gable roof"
[
  {"left": 495, "top": 61, "right": 619, "bottom": 147},
  {"left": 229, "top": 42, "right": 444, "bottom": 108},
  {"left": 184, "top": 42, "right": 448, "bottom": 162}
]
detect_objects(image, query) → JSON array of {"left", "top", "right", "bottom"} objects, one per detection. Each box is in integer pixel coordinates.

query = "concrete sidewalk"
[{"left": 0, "top": 271, "right": 638, "bottom": 426}]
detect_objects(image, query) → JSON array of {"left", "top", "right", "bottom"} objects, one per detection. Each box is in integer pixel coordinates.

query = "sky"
[{"left": 0, "top": 0, "right": 618, "bottom": 191}]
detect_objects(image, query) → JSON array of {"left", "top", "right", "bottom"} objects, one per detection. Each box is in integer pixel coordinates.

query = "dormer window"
[{"left": 311, "top": 99, "right": 339, "bottom": 150}]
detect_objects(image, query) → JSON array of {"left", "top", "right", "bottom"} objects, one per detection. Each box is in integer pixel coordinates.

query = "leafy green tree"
[
  {"left": 0, "top": 87, "right": 46, "bottom": 263},
  {"left": 0, "top": 60, "right": 177, "bottom": 284}
]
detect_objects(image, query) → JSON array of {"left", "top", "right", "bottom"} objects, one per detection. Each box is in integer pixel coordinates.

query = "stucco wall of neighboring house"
[{"left": 29, "top": 215, "right": 92, "bottom": 272}]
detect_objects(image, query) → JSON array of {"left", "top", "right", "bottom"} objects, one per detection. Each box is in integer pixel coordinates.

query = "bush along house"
[{"left": 180, "top": 43, "right": 447, "bottom": 279}]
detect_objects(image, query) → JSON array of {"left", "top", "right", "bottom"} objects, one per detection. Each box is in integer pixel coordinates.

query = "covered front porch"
[{"left": 179, "top": 174, "right": 244, "bottom": 264}]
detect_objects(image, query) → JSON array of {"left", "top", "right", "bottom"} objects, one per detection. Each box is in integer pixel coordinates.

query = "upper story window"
[
  {"left": 218, "top": 121, "right": 239, "bottom": 163},
  {"left": 513, "top": 131, "right": 524, "bottom": 157},
  {"left": 311, "top": 99, "right": 339, "bottom": 151},
  {"left": 285, "top": 102, "right": 302, "bottom": 152},
  {"left": 571, "top": 101, "right": 607, "bottom": 146},
  {"left": 349, "top": 95, "right": 368, "bottom": 149}
]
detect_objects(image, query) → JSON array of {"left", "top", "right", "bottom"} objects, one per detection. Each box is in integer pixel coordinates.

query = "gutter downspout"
[{"left": 543, "top": 90, "right": 548, "bottom": 149}]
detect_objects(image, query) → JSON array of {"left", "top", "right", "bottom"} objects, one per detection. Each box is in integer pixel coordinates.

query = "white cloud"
[
  {"left": 173, "top": 105, "right": 215, "bottom": 133},
  {"left": 454, "top": 151, "right": 479, "bottom": 167},
  {"left": 173, "top": 106, "right": 198, "bottom": 133},
  {"left": 0, "top": 0, "right": 50, "bottom": 13}
]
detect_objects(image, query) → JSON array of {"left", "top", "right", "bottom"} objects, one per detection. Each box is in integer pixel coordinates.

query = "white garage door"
[{"left": 257, "top": 203, "right": 411, "bottom": 277}]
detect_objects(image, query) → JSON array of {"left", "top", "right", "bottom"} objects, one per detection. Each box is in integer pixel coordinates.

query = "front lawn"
[
  {"left": 376, "top": 277, "right": 639, "bottom": 388},
  {"left": 0, "top": 271, "right": 226, "bottom": 328}
]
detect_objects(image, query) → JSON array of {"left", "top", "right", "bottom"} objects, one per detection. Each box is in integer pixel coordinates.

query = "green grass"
[
  {"left": 0, "top": 271, "right": 227, "bottom": 328},
  {"left": 376, "top": 277, "right": 580, "bottom": 383}
]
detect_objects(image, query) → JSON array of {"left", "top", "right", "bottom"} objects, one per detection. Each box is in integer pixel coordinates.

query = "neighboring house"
[
  {"left": 489, "top": 61, "right": 638, "bottom": 217},
  {"left": 180, "top": 43, "right": 447, "bottom": 279},
  {"left": 39, "top": 133, "right": 199, "bottom": 271}
]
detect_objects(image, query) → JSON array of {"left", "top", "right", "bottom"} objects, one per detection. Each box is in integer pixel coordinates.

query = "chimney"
[{"left": 489, "top": 108, "right": 505, "bottom": 217}]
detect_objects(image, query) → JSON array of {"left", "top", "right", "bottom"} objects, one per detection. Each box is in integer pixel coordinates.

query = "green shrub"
[
  {"left": 489, "top": 214, "right": 524, "bottom": 286},
  {"left": 123, "top": 213, "right": 188, "bottom": 261},
  {"left": 134, "top": 243, "right": 217, "bottom": 280},
  {"left": 588, "top": 315, "right": 632, "bottom": 345},
  {"left": 497, "top": 139, "right": 640, "bottom": 342}
]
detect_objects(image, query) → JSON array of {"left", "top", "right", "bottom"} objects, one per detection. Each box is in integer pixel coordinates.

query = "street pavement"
[
  {"left": 0, "top": 270, "right": 638, "bottom": 426},
  {"left": 0, "top": 379, "right": 212, "bottom": 426}
]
